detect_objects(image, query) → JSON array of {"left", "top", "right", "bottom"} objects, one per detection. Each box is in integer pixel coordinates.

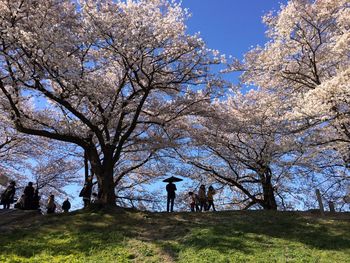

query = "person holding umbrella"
[{"left": 163, "top": 176, "right": 182, "bottom": 212}]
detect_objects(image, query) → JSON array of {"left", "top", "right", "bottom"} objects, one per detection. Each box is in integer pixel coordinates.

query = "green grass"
[{"left": 0, "top": 210, "right": 349, "bottom": 262}]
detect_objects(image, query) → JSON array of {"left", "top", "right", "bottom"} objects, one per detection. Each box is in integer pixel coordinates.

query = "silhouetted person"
[
  {"left": 166, "top": 182, "right": 177, "bottom": 212},
  {"left": 207, "top": 185, "right": 216, "bottom": 211},
  {"left": 194, "top": 194, "right": 200, "bottom": 212},
  {"left": 62, "top": 198, "right": 71, "bottom": 213},
  {"left": 79, "top": 181, "right": 92, "bottom": 209},
  {"left": 24, "top": 182, "right": 35, "bottom": 210},
  {"left": 188, "top": 192, "right": 195, "bottom": 212},
  {"left": 32, "top": 189, "right": 41, "bottom": 210},
  {"left": 198, "top": 185, "right": 207, "bottom": 211},
  {"left": 1, "top": 181, "right": 16, "bottom": 209},
  {"left": 47, "top": 194, "right": 56, "bottom": 214}
]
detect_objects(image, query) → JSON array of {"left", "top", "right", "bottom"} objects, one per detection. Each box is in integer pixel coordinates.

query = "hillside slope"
[{"left": 0, "top": 209, "right": 349, "bottom": 262}]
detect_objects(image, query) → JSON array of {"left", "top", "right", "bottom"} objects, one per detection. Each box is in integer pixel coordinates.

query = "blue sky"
[
  {"left": 182, "top": 0, "right": 287, "bottom": 59},
  {"left": 64, "top": 1, "right": 290, "bottom": 211},
  {"left": 155, "top": 1, "right": 290, "bottom": 211},
  {"left": 65, "top": 1, "right": 291, "bottom": 211}
]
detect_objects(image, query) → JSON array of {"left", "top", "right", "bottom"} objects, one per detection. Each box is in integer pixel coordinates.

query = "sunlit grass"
[{"left": 0, "top": 210, "right": 349, "bottom": 262}]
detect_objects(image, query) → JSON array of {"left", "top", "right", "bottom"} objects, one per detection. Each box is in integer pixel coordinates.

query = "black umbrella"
[{"left": 162, "top": 176, "right": 183, "bottom": 183}]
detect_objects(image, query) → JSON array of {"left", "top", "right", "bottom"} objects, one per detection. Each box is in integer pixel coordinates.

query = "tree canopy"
[{"left": 0, "top": 0, "right": 348, "bottom": 211}]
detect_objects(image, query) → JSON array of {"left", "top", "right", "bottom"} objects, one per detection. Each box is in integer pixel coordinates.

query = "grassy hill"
[{"left": 0, "top": 209, "right": 349, "bottom": 263}]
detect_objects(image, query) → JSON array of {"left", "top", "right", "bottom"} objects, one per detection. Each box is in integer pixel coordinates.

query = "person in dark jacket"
[
  {"left": 32, "top": 189, "right": 41, "bottom": 210},
  {"left": 79, "top": 181, "right": 92, "bottom": 209},
  {"left": 207, "top": 185, "right": 216, "bottom": 211},
  {"left": 62, "top": 198, "right": 71, "bottom": 213},
  {"left": 24, "top": 182, "right": 35, "bottom": 210},
  {"left": 166, "top": 182, "right": 177, "bottom": 212},
  {"left": 198, "top": 185, "right": 207, "bottom": 212},
  {"left": 194, "top": 194, "right": 200, "bottom": 212},
  {"left": 1, "top": 181, "right": 16, "bottom": 209}
]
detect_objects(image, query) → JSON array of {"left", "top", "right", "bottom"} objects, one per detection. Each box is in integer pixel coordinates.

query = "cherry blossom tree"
[
  {"left": 234, "top": 0, "right": 350, "bottom": 166},
  {"left": 222, "top": 0, "right": 350, "bottom": 209},
  {"left": 0, "top": 115, "right": 27, "bottom": 184},
  {"left": 0, "top": 121, "right": 82, "bottom": 207},
  {"left": 0, "top": 0, "right": 218, "bottom": 206},
  {"left": 177, "top": 90, "right": 301, "bottom": 210},
  {"left": 176, "top": 87, "right": 349, "bottom": 210},
  {"left": 0, "top": 107, "right": 80, "bottom": 189}
]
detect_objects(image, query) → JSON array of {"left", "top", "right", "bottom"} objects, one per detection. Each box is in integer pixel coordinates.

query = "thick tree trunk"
[
  {"left": 87, "top": 147, "right": 117, "bottom": 207},
  {"left": 261, "top": 177, "right": 277, "bottom": 210},
  {"left": 98, "top": 168, "right": 116, "bottom": 206}
]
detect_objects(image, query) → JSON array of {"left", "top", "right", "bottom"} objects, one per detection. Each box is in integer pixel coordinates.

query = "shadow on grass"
[
  {"left": 193, "top": 212, "right": 347, "bottom": 254},
  {"left": 154, "top": 211, "right": 350, "bottom": 260},
  {"left": 0, "top": 210, "right": 349, "bottom": 261},
  {"left": 0, "top": 211, "right": 136, "bottom": 259}
]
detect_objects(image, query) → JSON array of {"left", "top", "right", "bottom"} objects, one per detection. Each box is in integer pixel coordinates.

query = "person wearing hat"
[{"left": 1, "top": 181, "right": 16, "bottom": 209}]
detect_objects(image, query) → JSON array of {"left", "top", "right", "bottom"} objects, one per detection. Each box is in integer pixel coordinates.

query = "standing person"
[
  {"left": 32, "top": 189, "right": 41, "bottom": 210},
  {"left": 194, "top": 193, "right": 200, "bottom": 211},
  {"left": 79, "top": 181, "right": 92, "bottom": 209},
  {"left": 198, "top": 185, "right": 207, "bottom": 211},
  {"left": 24, "top": 182, "right": 35, "bottom": 210},
  {"left": 62, "top": 198, "right": 71, "bottom": 213},
  {"left": 207, "top": 185, "right": 216, "bottom": 211},
  {"left": 166, "top": 181, "right": 177, "bottom": 212},
  {"left": 188, "top": 192, "right": 196, "bottom": 212},
  {"left": 1, "top": 181, "right": 16, "bottom": 209},
  {"left": 47, "top": 195, "right": 56, "bottom": 214}
]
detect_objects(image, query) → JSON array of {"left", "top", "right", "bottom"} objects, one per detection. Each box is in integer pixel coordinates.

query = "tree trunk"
[
  {"left": 84, "top": 150, "right": 89, "bottom": 183},
  {"left": 261, "top": 177, "right": 277, "bottom": 210},
  {"left": 87, "top": 147, "right": 116, "bottom": 207},
  {"left": 98, "top": 168, "right": 116, "bottom": 206}
]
